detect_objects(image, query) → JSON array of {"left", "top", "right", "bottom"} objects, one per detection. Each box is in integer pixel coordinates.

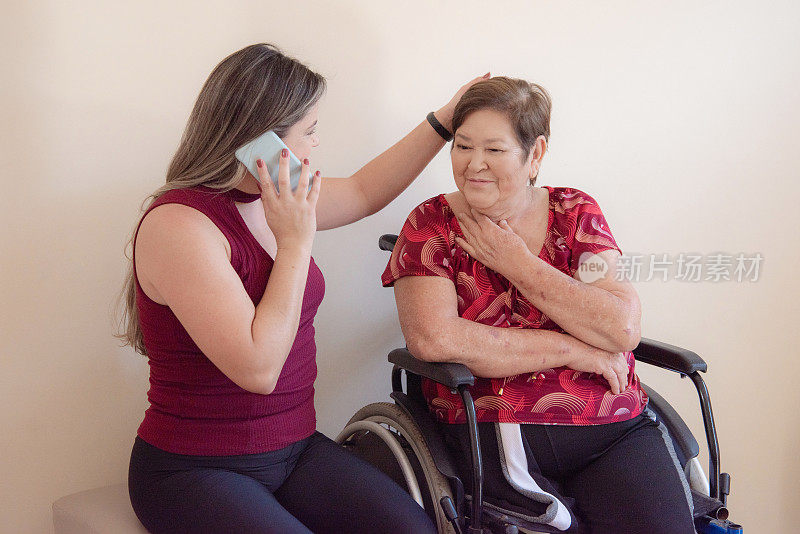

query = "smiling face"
[
  {"left": 451, "top": 108, "right": 540, "bottom": 216},
  {"left": 279, "top": 102, "right": 320, "bottom": 160}
]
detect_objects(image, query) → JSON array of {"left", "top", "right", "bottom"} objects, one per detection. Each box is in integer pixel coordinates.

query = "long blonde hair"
[{"left": 114, "top": 43, "right": 326, "bottom": 355}]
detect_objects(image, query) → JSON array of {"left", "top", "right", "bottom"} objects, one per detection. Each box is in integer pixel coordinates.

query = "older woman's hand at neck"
[
  {"left": 454, "top": 209, "right": 532, "bottom": 276},
  {"left": 455, "top": 208, "right": 641, "bottom": 354}
]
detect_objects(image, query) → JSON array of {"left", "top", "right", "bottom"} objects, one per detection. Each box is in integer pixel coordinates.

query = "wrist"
[
  {"left": 432, "top": 107, "right": 454, "bottom": 134},
  {"left": 506, "top": 248, "right": 540, "bottom": 287},
  {"left": 276, "top": 240, "right": 313, "bottom": 257},
  {"left": 560, "top": 333, "right": 591, "bottom": 368}
]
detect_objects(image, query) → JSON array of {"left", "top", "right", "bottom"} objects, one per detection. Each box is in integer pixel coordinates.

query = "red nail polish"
[
  {"left": 256, "top": 159, "right": 263, "bottom": 168},
  {"left": 315, "top": 171, "right": 321, "bottom": 176},
  {"left": 303, "top": 158, "right": 309, "bottom": 165},
  {"left": 281, "top": 148, "right": 288, "bottom": 158}
]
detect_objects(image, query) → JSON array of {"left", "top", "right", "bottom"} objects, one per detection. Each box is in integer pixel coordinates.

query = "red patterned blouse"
[{"left": 382, "top": 187, "right": 648, "bottom": 426}]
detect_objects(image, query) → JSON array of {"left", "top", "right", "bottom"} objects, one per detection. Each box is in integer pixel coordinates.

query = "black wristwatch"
[{"left": 426, "top": 112, "right": 453, "bottom": 141}]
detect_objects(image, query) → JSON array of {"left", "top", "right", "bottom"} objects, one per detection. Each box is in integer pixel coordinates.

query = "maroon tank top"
[{"left": 133, "top": 185, "right": 325, "bottom": 455}]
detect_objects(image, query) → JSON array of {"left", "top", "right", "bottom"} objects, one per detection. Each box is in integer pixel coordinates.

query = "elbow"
[
  {"left": 212, "top": 343, "right": 287, "bottom": 395},
  {"left": 255, "top": 373, "right": 278, "bottom": 395},
  {"left": 404, "top": 327, "right": 446, "bottom": 363},
  {"left": 236, "top": 365, "right": 280, "bottom": 395},
  {"left": 617, "top": 319, "right": 641, "bottom": 353},
  {"left": 244, "top": 343, "right": 291, "bottom": 395},
  {"left": 597, "top": 319, "right": 640, "bottom": 354},
  {"left": 618, "top": 334, "right": 641, "bottom": 353},
  {"left": 254, "top": 362, "right": 285, "bottom": 395},
  {"left": 602, "top": 298, "right": 641, "bottom": 353},
  {"left": 618, "top": 295, "right": 642, "bottom": 352}
]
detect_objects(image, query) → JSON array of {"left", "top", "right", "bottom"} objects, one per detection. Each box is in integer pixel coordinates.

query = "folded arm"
[
  {"left": 393, "top": 275, "right": 630, "bottom": 393},
  {"left": 455, "top": 214, "right": 641, "bottom": 353},
  {"left": 506, "top": 249, "right": 642, "bottom": 353}
]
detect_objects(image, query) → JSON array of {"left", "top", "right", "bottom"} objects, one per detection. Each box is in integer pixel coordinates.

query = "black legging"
[
  {"left": 441, "top": 410, "right": 696, "bottom": 534},
  {"left": 128, "top": 432, "right": 436, "bottom": 534}
]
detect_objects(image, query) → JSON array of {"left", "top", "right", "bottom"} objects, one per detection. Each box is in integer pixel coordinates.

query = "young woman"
[{"left": 117, "top": 42, "right": 485, "bottom": 534}]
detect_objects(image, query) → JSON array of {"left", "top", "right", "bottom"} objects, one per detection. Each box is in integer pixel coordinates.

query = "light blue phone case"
[{"left": 234, "top": 130, "right": 312, "bottom": 192}]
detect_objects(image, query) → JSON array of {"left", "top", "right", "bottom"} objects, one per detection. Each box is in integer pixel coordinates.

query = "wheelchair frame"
[{"left": 336, "top": 235, "right": 742, "bottom": 534}]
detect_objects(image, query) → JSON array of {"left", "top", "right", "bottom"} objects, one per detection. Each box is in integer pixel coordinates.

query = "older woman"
[{"left": 382, "top": 77, "right": 695, "bottom": 534}]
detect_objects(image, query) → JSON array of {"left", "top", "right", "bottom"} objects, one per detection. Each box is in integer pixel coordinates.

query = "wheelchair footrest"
[{"left": 697, "top": 518, "right": 743, "bottom": 533}]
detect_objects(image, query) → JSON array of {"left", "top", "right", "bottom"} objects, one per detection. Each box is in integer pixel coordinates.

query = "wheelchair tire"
[{"left": 339, "top": 402, "right": 455, "bottom": 534}]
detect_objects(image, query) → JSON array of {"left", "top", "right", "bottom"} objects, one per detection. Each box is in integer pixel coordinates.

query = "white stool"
[{"left": 52, "top": 483, "right": 149, "bottom": 534}]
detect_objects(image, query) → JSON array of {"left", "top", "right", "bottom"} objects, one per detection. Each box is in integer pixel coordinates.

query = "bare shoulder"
[{"left": 135, "top": 203, "right": 230, "bottom": 304}]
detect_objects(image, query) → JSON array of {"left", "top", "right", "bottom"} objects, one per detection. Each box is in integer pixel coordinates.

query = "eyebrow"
[
  {"left": 455, "top": 133, "right": 507, "bottom": 143},
  {"left": 306, "top": 120, "right": 318, "bottom": 130}
]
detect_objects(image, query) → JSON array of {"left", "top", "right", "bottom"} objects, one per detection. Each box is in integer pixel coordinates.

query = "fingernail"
[
  {"left": 303, "top": 158, "right": 309, "bottom": 165},
  {"left": 256, "top": 159, "right": 263, "bottom": 168},
  {"left": 315, "top": 171, "right": 321, "bottom": 177},
  {"left": 281, "top": 148, "right": 288, "bottom": 158}
]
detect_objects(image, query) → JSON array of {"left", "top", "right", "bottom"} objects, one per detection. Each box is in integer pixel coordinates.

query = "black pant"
[
  {"left": 441, "top": 411, "right": 696, "bottom": 534},
  {"left": 128, "top": 432, "right": 436, "bottom": 534}
]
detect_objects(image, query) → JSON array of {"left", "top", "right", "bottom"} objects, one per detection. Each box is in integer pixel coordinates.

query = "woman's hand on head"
[
  {"left": 455, "top": 209, "right": 529, "bottom": 276},
  {"left": 256, "top": 150, "right": 321, "bottom": 253},
  {"left": 434, "top": 72, "right": 491, "bottom": 132}
]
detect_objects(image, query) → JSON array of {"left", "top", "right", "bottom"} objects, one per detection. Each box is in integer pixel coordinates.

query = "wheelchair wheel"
[{"left": 337, "top": 402, "right": 455, "bottom": 534}]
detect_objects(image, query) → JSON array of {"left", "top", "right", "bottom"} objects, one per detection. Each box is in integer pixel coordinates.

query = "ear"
[{"left": 528, "top": 135, "right": 547, "bottom": 179}]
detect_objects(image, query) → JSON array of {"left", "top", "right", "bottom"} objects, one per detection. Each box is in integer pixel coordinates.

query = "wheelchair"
[{"left": 335, "top": 234, "right": 743, "bottom": 534}]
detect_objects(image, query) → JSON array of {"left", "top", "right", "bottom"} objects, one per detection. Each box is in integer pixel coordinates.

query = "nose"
[
  {"left": 467, "top": 149, "right": 487, "bottom": 173},
  {"left": 311, "top": 133, "right": 320, "bottom": 148}
]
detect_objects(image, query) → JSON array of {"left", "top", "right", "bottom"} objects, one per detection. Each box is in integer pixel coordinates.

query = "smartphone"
[{"left": 235, "top": 130, "right": 312, "bottom": 192}]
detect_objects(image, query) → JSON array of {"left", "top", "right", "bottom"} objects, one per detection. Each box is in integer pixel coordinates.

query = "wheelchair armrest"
[
  {"left": 388, "top": 348, "right": 475, "bottom": 389},
  {"left": 633, "top": 337, "right": 707, "bottom": 375},
  {"left": 379, "top": 234, "right": 398, "bottom": 251}
]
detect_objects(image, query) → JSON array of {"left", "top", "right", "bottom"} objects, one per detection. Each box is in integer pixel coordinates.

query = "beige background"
[{"left": 3, "top": 1, "right": 798, "bottom": 532}]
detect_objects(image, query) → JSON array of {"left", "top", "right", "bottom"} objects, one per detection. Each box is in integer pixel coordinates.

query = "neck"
[
  {"left": 237, "top": 173, "right": 262, "bottom": 195},
  {"left": 473, "top": 187, "right": 535, "bottom": 224}
]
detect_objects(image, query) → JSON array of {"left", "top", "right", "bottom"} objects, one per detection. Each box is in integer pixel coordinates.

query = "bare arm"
[
  {"left": 393, "top": 275, "right": 630, "bottom": 393},
  {"left": 136, "top": 154, "right": 321, "bottom": 395},
  {"left": 455, "top": 214, "right": 641, "bottom": 353},
  {"left": 315, "top": 75, "right": 489, "bottom": 231},
  {"left": 136, "top": 206, "right": 310, "bottom": 395},
  {"left": 315, "top": 118, "right": 447, "bottom": 230},
  {"left": 505, "top": 249, "right": 642, "bottom": 353}
]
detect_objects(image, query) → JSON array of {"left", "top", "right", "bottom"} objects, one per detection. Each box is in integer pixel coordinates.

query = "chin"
[{"left": 462, "top": 190, "right": 497, "bottom": 210}]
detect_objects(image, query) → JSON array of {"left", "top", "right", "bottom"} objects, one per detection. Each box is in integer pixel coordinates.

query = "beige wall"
[{"left": 3, "top": 1, "right": 798, "bottom": 532}]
